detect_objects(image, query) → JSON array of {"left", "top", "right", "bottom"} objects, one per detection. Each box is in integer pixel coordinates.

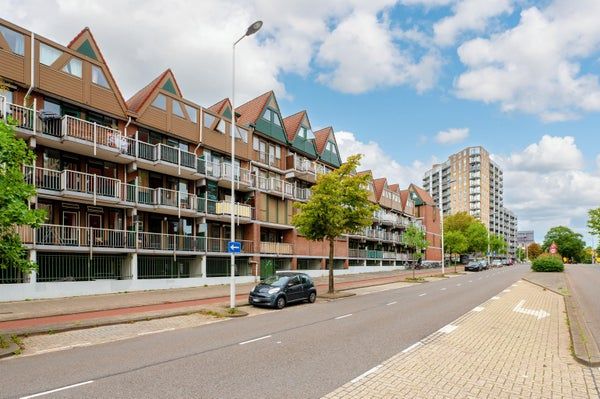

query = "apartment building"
[
  {"left": 422, "top": 146, "right": 518, "bottom": 257},
  {"left": 0, "top": 19, "right": 439, "bottom": 300}
]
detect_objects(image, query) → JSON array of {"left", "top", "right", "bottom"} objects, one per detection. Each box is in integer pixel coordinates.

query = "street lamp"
[{"left": 229, "top": 20, "right": 263, "bottom": 310}]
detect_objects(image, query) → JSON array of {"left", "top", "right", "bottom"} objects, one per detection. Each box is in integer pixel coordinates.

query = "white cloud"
[
  {"left": 3, "top": 0, "right": 444, "bottom": 105},
  {"left": 434, "top": 0, "right": 513, "bottom": 46},
  {"left": 494, "top": 135, "right": 600, "bottom": 244},
  {"left": 316, "top": 10, "right": 442, "bottom": 94},
  {"left": 336, "top": 131, "right": 431, "bottom": 187},
  {"left": 501, "top": 135, "right": 583, "bottom": 172},
  {"left": 435, "top": 128, "right": 469, "bottom": 144},
  {"left": 455, "top": 0, "right": 600, "bottom": 121}
]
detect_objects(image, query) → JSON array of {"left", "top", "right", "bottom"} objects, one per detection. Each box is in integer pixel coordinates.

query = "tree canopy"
[
  {"left": 465, "top": 221, "right": 488, "bottom": 254},
  {"left": 527, "top": 243, "right": 543, "bottom": 260},
  {"left": 542, "top": 226, "right": 586, "bottom": 262},
  {"left": 444, "top": 212, "right": 476, "bottom": 235},
  {"left": 588, "top": 208, "right": 600, "bottom": 240},
  {"left": 0, "top": 120, "right": 46, "bottom": 273},
  {"left": 489, "top": 234, "right": 507, "bottom": 255},
  {"left": 292, "top": 154, "right": 378, "bottom": 292}
]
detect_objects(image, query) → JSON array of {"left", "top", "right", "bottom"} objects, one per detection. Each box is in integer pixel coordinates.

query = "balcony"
[
  {"left": 260, "top": 242, "right": 293, "bottom": 255},
  {"left": 137, "top": 232, "right": 205, "bottom": 252},
  {"left": 124, "top": 139, "right": 202, "bottom": 180},
  {"left": 201, "top": 199, "right": 254, "bottom": 222},
  {"left": 19, "top": 224, "right": 133, "bottom": 251},
  {"left": 285, "top": 154, "right": 316, "bottom": 183},
  {"left": 25, "top": 166, "right": 122, "bottom": 205},
  {"left": 206, "top": 238, "right": 253, "bottom": 254},
  {"left": 124, "top": 185, "right": 198, "bottom": 217},
  {"left": 294, "top": 187, "right": 311, "bottom": 202},
  {"left": 219, "top": 163, "right": 254, "bottom": 191},
  {"left": 374, "top": 210, "right": 401, "bottom": 226},
  {"left": 1, "top": 98, "right": 35, "bottom": 132},
  {"left": 349, "top": 248, "right": 367, "bottom": 258}
]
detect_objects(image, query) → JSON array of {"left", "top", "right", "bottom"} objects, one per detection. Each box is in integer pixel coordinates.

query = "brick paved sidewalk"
[{"left": 324, "top": 280, "right": 600, "bottom": 399}]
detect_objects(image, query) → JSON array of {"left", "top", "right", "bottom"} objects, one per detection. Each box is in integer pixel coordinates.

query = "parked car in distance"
[
  {"left": 491, "top": 259, "right": 504, "bottom": 268},
  {"left": 465, "top": 260, "right": 484, "bottom": 272},
  {"left": 479, "top": 259, "right": 489, "bottom": 270},
  {"left": 249, "top": 272, "right": 317, "bottom": 309}
]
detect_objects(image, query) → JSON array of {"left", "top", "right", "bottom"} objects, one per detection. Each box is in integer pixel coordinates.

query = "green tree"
[
  {"left": 0, "top": 120, "right": 46, "bottom": 274},
  {"left": 587, "top": 208, "right": 600, "bottom": 241},
  {"left": 292, "top": 154, "right": 378, "bottom": 293},
  {"left": 404, "top": 224, "right": 430, "bottom": 278},
  {"left": 543, "top": 226, "right": 585, "bottom": 262},
  {"left": 489, "top": 234, "right": 507, "bottom": 255},
  {"left": 444, "top": 230, "right": 468, "bottom": 273},
  {"left": 465, "top": 222, "right": 488, "bottom": 254},
  {"left": 527, "top": 243, "right": 542, "bottom": 260},
  {"left": 516, "top": 247, "right": 526, "bottom": 262},
  {"left": 444, "top": 212, "right": 476, "bottom": 235}
]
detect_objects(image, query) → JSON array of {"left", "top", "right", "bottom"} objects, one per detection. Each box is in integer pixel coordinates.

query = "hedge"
[{"left": 531, "top": 254, "right": 564, "bottom": 272}]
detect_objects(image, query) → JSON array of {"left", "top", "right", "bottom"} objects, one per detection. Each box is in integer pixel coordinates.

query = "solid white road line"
[
  {"left": 20, "top": 381, "right": 94, "bottom": 399},
  {"left": 439, "top": 324, "right": 458, "bottom": 334},
  {"left": 491, "top": 296, "right": 500, "bottom": 300},
  {"left": 137, "top": 328, "right": 175, "bottom": 336},
  {"left": 402, "top": 342, "right": 423, "bottom": 353},
  {"left": 351, "top": 365, "right": 383, "bottom": 383},
  {"left": 472, "top": 306, "right": 485, "bottom": 312},
  {"left": 419, "top": 293, "right": 427, "bottom": 297},
  {"left": 386, "top": 301, "right": 397, "bottom": 306},
  {"left": 238, "top": 335, "right": 272, "bottom": 345},
  {"left": 335, "top": 314, "right": 353, "bottom": 320}
]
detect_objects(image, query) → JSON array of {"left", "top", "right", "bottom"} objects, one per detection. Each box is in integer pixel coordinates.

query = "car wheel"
[
  {"left": 275, "top": 296, "right": 286, "bottom": 309},
  {"left": 308, "top": 292, "right": 317, "bottom": 303}
]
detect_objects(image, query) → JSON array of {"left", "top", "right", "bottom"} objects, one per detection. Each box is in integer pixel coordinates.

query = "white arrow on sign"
[{"left": 513, "top": 299, "right": 550, "bottom": 320}]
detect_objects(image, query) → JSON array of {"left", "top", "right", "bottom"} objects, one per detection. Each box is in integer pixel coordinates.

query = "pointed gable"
[
  {"left": 238, "top": 90, "right": 288, "bottom": 145},
  {"left": 314, "top": 127, "right": 341, "bottom": 167},
  {"left": 284, "top": 110, "right": 317, "bottom": 158},
  {"left": 208, "top": 98, "right": 231, "bottom": 115},
  {"left": 373, "top": 178, "right": 387, "bottom": 202},
  {"left": 358, "top": 170, "right": 377, "bottom": 203},
  {"left": 126, "top": 69, "right": 183, "bottom": 116},
  {"left": 409, "top": 183, "right": 435, "bottom": 206},
  {"left": 66, "top": 27, "right": 127, "bottom": 117},
  {"left": 401, "top": 189, "right": 415, "bottom": 215}
]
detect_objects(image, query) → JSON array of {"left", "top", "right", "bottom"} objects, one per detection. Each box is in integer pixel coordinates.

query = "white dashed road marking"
[
  {"left": 239, "top": 335, "right": 272, "bottom": 345},
  {"left": 335, "top": 314, "right": 353, "bottom": 320},
  {"left": 386, "top": 301, "right": 397, "bottom": 306},
  {"left": 20, "top": 381, "right": 94, "bottom": 399}
]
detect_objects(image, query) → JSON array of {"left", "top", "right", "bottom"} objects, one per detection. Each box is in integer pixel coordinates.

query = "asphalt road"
[
  {"left": 566, "top": 264, "right": 600, "bottom": 350},
  {"left": 1, "top": 264, "right": 529, "bottom": 399}
]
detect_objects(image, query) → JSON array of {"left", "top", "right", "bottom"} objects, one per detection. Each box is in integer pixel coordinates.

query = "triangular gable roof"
[
  {"left": 389, "top": 183, "right": 400, "bottom": 192},
  {"left": 313, "top": 127, "right": 333, "bottom": 154},
  {"left": 208, "top": 98, "right": 231, "bottom": 115},
  {"left": 126, "top": 69, "right": 183, "bottom": 115},
  {"left": 409, "top": 183, "right": 435, "bottom": 206},
  {"left": 283, "top": 111, "right": 305, "bottom": 142},
  {"left": 400, "top": 189, "right": 411, "bottom": 211},
  {"left": 372, "top": 178, "right": 387, "bottom": 202},
  {"left": 67, "top": 27, "right": 128, "bottom": 117},
  {"left": 236, "top": 91, "right": 272, "bottom": 126}
]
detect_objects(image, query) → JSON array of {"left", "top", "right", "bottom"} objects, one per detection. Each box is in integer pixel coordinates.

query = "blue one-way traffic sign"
[{"left": 228, "top": 241, "right": 241, "bottom": 253}]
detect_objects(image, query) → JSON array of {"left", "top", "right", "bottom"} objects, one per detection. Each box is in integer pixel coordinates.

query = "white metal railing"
[
  {"left": 295, "top": 187, "right": 311, "bottom": 201},
  {"left": 269, "top": 177, "right": 284, "bottom": 194},
  {"left": 257, "top": 150, "right": 281, "bottom": 168},
  {"left": 260, "top": 241, "right": 293, "bottom": 255},
  {"left": 205, "top": 161, "right": 222, "bottom": 179},
  {"left": 256, "top": 176, "right": 270, "bottom": 191},
  {"left": 62, "top": 115, "right": 126, "bottom": 154},
  {"left": 294, "top": 154, "right": 316, "bottom": 174},
  {"left": 220, "top": 163, "right": 254, "bottom": 187},
  {"left": 29, "top": 224, "right": 131, "bottom": 249},
  {"left": 3, "top": 100, "right": 35, "bottom": 131},
  {"left": 64, "top": 169, "right": 121, "bottom": 199},
  {"left": 283, "top": 181, "right": 294, "bottom": 197}
]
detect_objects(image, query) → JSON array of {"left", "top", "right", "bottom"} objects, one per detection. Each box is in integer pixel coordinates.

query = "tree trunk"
[{"left": 328, "top": 237, "right": 335, "bottom": 294}]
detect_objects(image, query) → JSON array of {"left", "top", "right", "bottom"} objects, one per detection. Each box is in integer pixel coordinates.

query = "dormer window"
[
  {"left": 263, "top": 108, "right": 282, "bottom": 126},
  {"left": 173, "top": 100, "right": 185, "bottom": 118},
  {"left": 0, "top": 25, "right": 24, "bottom": 55},
  {"left": 152, "top": 94, "right": 166, "bottom": 110},
  {"left": 62, "top": 57, "right": 82, "bottom": 78},
  {"left": 40, "top": 43, "right": 62, "bottom": 66},
  {"left": 326, "top": 141, "right": 337, "bottom": 155},
  {"left": 299, "top": 126, "right": 314, "bottom": 140},
  {"left": 185, "top": 105, "right": 197, "bottom": 123},
  {"left": 91, "top": 65, "right": 109, "bottom": 88}
]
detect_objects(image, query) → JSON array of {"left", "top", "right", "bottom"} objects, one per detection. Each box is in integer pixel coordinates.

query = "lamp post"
[{"left": 230, "top": 20, "right": 263, "bottom": 310}]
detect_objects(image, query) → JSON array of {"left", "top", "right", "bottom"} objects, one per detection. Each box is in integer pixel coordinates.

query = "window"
[
  {"left": 262, "top": 109, "right": 272, "bottom": 122},
  {"left": 326, "top": 141, "right": 337, "bottom": 155},
  {"left": 0, "top": 25, "right": 24, "bottom": 55},
  {"left": 273, "top": 114, "right": 281, "bottom": 126},
  {"left": 43, "top": 99, "right": 61, "bottom": 115},
  {"left": 275, "top": 145, "right": 281, "bottom": 159},
  {"left": 253, "top": 136, "right": 259, "bottom": 151},
  {"left": 216, "top": 119, "right": 226, "bottom": 134},
  {"left": 91, "top": 65, "right": 109, "bottom": 88},
  {"left": 1, "top": 89, "right": 13, "bottom": 105},
  {"left": 236, "top": 126, "right": 248, "bottom": 143},
  {"left": 151, "top": 94, "right": 166, "bottom": 110},
  {"left": 62, "top": 57, "right": 82, "bottom": 78},
  {"left": 173, "top": 100, "right": 185, "bottom": 118},
  {"left": 203, "top": 113, "right": 216, "bottom": 128},
  {"left": 40, "top": 43, "right": 62, "bottom": 66},
  {"left": 185, "top": 105, "right": 197, "bottom": 123}
]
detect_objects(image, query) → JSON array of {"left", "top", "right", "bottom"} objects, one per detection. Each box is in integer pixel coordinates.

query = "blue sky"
[{"left": 5, "top": 0, "right": 600, "bottom": 245}]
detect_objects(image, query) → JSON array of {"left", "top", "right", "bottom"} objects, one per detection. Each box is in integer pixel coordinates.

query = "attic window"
[
  {"left": 0, "top": 25, "right": 24, "bottom": 55},
  {"left": 62, "top": 57, "right": 82, "bottom": 78},
  {"left": 300, "top": 126, "right": 314, "bottom": 140},
  {"left": 40, "top": 43, "right": 62, "bottom": 66},
  {"left": 203, "top": 113, "right": 216, "bottom": 128},
  {"left": 173, "top": 100, "right": 185, "bottom": 118},
  {"left": 185, "top": 105, "right": 197, "bottom": 123},
  {"left": 152, "top": 94, "right": 166, "bottom": 110},
  {"left": 216, "top": 119, "right": 226, "bottom": 134},
  {"left": 262, "top": 109, "right": 282, "bottom": 126},
  {"left": 91, "top": 65, "right": 109, "bottom": 88},
  {"left": 326, "top": 141, "right": 337, "bottom": 155}
]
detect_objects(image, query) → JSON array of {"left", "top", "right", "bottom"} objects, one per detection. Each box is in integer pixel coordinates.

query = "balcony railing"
[
  {"left": 137, "top": 232, "right": 205, "bottom": 252},
  {"left": 206, "top": 238, "right": 253, "bottom": 253},
  {"left": 19, "top": 224, "right": 133, "bottom": 249},
  {"left": 349, "top": 248, "right": 367, "bottom": 258},
  {"left": 124, "top": 184, "right": 197, "bottom": 213},
  {"left": 212, "top": 200, "right": 253, "bottom": 219},
  {"left": 2, "top": 99, "right": 35, "bottom": 131},
  {"left": 256, "top": 150, "right": 281, "bottom": 169},
  {"left": 260, "top": 242, "right": 293, "bottom": 255},
  {"left": 220, "top": 163, "right": 254, "bottom": 187}
]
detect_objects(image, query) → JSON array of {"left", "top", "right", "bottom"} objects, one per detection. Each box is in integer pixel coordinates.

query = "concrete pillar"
[
  {"left": 127, "top": 252, "right": 138, "bottom": 280},
  {"left": 28, "top": 249, "right": 37, "bottom": 284},
  {"left": 191, "top": 255, "right": 204, "bottom": 278},
  {"left": 290, "top": 257, "right": 298, "bottom": 270}
]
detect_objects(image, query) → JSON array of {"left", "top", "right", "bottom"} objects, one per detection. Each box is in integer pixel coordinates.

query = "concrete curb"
[{"left": 523, "top": 274, "right": 600, "bottom": 367}]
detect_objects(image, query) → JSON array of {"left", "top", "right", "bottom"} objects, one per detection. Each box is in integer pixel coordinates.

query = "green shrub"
[{"left": 531, "top": 254, "right": 564, "bottom": 272}]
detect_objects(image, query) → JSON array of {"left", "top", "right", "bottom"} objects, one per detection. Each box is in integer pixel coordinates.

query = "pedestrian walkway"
[
  {"left": 0, "top": 267, "right": 458, "bottom": 334},
  {"left": 323, "top": 280, "right": 600, "bottom": 398}
]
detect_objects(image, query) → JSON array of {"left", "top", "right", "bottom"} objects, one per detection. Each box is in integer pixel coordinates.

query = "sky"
[{"left": 3, "top": 0, "right": 600, "bottom": 245}]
